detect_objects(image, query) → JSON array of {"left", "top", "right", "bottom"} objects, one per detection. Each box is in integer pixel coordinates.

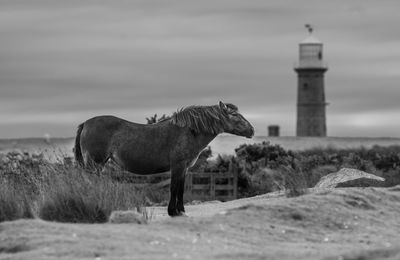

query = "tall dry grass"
[
  {"left": 0, "top": 180, "right": 34, "bottom": 222},
  {"left": 0, "top": 152, "right": 166, "bottom": 223}
]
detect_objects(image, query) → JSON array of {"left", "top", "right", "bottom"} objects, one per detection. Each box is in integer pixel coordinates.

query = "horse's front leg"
[
  {"left": 176, "top": 168, "right": 188, "bottom": 216},
  {"left": 168, "top": 163, "right": 186, "bottom": 217}
]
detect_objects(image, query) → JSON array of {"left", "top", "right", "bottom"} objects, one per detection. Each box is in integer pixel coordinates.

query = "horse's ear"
[
  {"left": 226, "top": 103, "right": 238, "bottom": 112},
  {"left": 219, "top": 101, "right": 227, "bottom": 110}
]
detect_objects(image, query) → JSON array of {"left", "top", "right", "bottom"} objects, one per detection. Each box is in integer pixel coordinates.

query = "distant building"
[
  {"left": 294, "top": 25, "right": 328, "bottom": 137},
  {"left": 268, "top": 125, "right": 280, "bottom": 137}
]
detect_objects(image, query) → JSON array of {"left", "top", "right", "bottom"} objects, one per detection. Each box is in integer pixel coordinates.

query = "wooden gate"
[{"left": 185, "top": 171, "right": 237, "bottom": 201}]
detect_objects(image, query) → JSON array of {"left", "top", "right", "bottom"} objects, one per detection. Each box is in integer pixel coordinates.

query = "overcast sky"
[{"left": 1, "top": 0, "right": 400, "bottom": 138}]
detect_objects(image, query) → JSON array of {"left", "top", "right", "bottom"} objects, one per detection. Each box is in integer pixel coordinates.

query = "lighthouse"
[{"left": 295, "top": 25, "right": 328, "bottom": 137}]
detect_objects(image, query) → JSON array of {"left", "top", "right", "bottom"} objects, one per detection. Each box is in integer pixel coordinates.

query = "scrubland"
[{"left": 1, "top": 139, "right": 400, "bottom": 259}]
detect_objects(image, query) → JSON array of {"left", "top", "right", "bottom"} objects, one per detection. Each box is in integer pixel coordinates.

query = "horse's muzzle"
[{"left": 246, "top": 127, "right": 255, "bottom": 138}]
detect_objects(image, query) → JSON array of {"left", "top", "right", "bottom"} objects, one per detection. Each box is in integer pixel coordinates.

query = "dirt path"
[
  {"left": 2, "top": 187, "right": 400, "bottom": 260},
  {"left": 149, "top": 190, "right": 287, "bottom": 220}
]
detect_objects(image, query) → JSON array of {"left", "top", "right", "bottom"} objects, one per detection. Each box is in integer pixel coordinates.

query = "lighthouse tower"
[{"left": 295, "top": 25, "right": 328, "bottom": 137}]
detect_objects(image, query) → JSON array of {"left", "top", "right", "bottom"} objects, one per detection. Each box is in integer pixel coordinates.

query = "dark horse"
[{"left": 74, "top": 101, "right": 254, "bottom": 216}]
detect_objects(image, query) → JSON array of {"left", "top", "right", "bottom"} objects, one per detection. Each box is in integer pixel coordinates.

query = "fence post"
[
  {"left": 233, "top": 163, "right": 238, "bottom": 199},
  {"left": 210, "top": 173, "right": 215, "bottom": 200},
  {"left": 185, "top": 172, "right": 192, "bottom": 196}
]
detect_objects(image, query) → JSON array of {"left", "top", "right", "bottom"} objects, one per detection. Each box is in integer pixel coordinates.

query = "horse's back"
[
  {"left": 79, "top": 115, "right": 172, "bottom": 169},
  {"left": 78, "top": 115, "right": 194, "bottom": 174}
]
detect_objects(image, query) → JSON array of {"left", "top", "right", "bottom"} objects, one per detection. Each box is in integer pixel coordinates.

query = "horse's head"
[{"left": 219, "top": 101, "right": 254, "bottom": 138}]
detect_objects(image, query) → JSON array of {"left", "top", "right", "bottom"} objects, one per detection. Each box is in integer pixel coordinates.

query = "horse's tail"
[{"left": 74, "top": 123, "right": 85, "bottom": 167}]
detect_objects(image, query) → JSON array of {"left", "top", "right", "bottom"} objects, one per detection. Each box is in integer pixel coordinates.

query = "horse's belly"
[
  {"left": 123, "top": 158, "right": 170, "bottom": 175},
  {"left": 113, "top": 141, "right": 170, "bottom": 174}
]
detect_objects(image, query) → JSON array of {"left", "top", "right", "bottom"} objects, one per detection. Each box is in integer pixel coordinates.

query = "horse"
[{"left": 74, "top": 101, "right": 254, "bottom": 216}]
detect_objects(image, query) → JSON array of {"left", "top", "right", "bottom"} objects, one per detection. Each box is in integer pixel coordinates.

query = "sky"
[{"left": 1, "top": 0, "right": 400, "bottom": 138}]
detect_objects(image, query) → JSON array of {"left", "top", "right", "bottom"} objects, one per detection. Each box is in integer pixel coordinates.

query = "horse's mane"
[{"left": 170, "top": 104, "right": 237, "bottom": 135}]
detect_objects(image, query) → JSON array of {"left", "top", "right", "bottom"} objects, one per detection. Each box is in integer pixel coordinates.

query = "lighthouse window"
[{"left": 318, "top": 51, "right": 322, "bottom": 60}]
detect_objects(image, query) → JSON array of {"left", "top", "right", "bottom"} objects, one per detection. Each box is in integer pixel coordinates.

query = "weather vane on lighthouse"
[{"left": 305, "top": 24, "right": 313, "bottom": 34}]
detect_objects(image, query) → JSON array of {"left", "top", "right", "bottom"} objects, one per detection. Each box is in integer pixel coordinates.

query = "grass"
[
  {"left": 0, "top": 152, "right": 167, "bottom": 223},
  {"left": 0, "top": 180, "right": 34, "bottom": 222},
  {"left": 279, "top": 165, "right": 308, "bottom": 197}
]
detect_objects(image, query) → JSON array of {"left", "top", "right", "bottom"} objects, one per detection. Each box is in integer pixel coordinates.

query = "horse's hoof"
[
  {"left": 168, "top": 208, "right": 177, "bottom": 217},
  {"left": 169, "top": 211, "right": 188, "bottom": 217},
  {"left": 178, "top": 212, "right": 188, "bottom": 217}
]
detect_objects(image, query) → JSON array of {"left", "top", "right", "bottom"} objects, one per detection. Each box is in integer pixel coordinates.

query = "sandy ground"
[{"left": 1, "top": 186, "right": 400, "bottom": 260}]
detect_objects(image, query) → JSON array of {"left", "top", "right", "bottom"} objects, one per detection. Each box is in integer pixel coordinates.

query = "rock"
[
  {"left": 109, "top": 210, "right": 147, "bottom": 224},
  {"left": 314, "top": 168, "right": 385, "bottom": 189}
]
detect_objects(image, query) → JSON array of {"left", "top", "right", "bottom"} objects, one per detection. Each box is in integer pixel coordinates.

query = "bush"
[
  {"left": 235, "top": 141, "right": 294, "bottom": 170},
  {"left": 203, "top": 154, "right": 234, "bottom": 173},
  {"left": 247, "top": 168, "right": 280, "bottom": 195},
  {"left": 229, "top": 143, "right": 400, "bottom": 197},
  {"left": 232, "top": 142, "right": 299, "bottom": 196}
]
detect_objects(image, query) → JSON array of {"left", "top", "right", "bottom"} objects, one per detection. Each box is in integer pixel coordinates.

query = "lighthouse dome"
[
  {"left": 300, "top": 34, "right": 322, "bottom": 44},
  {"left": 297, "top": 32, "right": 325, "bottom": 68}
]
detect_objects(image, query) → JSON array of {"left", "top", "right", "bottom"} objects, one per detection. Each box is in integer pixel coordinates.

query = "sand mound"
[{"left": 1, "top": 186, "right": 400, "bottom": 260}]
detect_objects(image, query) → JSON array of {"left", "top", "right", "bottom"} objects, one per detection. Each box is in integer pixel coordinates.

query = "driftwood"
[{"left": 314, "top": 168, "right": 385, "bottom": 189}]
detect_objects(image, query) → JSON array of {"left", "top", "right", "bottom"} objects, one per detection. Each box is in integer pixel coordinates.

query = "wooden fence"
[{"left": 114, "top": 168, "right": 238, "bottom": 202}]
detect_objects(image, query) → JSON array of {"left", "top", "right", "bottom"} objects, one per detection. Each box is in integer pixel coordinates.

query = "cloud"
[{"left": 0, "top": 0, "right": 400, "bottom": 137}]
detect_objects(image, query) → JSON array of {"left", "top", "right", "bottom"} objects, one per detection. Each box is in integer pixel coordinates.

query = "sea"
[{"left": 2, "top": 135, "right": 400, "bottom": 162}]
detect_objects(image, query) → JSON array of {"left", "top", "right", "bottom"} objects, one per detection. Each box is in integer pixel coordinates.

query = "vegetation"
[
  {"left": 145, "top": 114, "right": 170, "bottom": 124},
  {"left": 1, "top": 141, "right": 400, "bottom": 223},
  {"left": 191, "top": 142, "right": 400, "bottom": 198},
  {"left": 0, "top": 152, "right": 160, "bottom": 223}
]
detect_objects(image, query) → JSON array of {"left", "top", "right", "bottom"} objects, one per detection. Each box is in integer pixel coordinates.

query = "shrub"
[
  {"left": 203, "top": 154, "right": 234, "bottom": 173},
  {"left": 232, "top": 142, "right": 297, "bottom": 196},
  {"left": 235, "top": 141, "right": 294, "bottom": 169},
  {"left": 230, "top": 143, "right": 400, "bottom": 196}
]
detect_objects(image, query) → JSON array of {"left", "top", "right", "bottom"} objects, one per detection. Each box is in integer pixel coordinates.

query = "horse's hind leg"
[
  {"left": 168, "top": 164, "right": 186, "bottom": 217},
  {"left": 101, "top": 156, "right": 122, "bottom": 175},
  {"left": 82, "top": 151, "right": 106, "bottom": 173}
]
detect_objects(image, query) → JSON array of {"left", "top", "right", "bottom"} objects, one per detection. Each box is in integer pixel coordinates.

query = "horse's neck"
[{"left": 194, "top": 132, "right": 218, "bottom": 149}]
